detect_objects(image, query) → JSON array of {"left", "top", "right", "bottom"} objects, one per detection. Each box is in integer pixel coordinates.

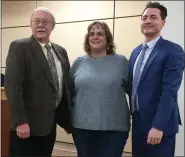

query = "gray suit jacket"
[{"left": 4, "top": 35, "right": 71, "bottom": 136}]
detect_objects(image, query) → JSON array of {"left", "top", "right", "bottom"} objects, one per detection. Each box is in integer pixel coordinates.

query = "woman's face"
[{"left": 88, "top": 24, "right": 107, "bottom": 51}]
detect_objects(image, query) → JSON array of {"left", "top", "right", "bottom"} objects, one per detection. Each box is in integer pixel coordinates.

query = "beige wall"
[{"left": 1, "top": 1, "right": 149, "bottom": 153}]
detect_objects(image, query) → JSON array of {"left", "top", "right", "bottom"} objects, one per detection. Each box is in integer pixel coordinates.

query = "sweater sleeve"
[{"left": 69, "top": 56, "right": 84, "bottom": 105}]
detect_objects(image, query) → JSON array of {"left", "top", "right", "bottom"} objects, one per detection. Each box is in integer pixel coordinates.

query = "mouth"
[
  {"left": 91, "top": 41, "right": 101, "bottom": 44},
  {"left": 37, "top": 30, "right": 46, "bottom": 33},
  {"left": 144, "top": 26, "right": 153, "bottom": 28}
]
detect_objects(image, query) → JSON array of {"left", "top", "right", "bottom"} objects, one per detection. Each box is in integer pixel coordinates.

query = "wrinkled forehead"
[
  {"left": 89, "top": 24, "right": 105, "bottom": 32},
  {"left": 31, "top": 9, "right": 52, "bottom": 21}
]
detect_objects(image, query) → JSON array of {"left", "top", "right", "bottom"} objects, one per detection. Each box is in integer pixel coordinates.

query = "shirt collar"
[
  {"left": 143, "top": 36, "right": 161, "bottom": 49},
  {"left": 36, "top": 39, "right": 52, "bottom": 49}
]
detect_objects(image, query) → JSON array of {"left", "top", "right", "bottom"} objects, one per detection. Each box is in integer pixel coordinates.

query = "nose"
[
  {"left": 94, "top": 34, "right": 99, "bottom": 38},
  {"left": 90, "top": 34, "right": 99, "bottom": 39},
  {"left": 37, "top": 21, "right": 45, "bottom": 27},
  {"left": 145, "top": 18, "right": 152, "bottom": 24}
]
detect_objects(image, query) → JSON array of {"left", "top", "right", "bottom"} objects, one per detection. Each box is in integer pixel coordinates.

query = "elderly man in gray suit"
[{"left": 4, "top": 7, "right": 71, "bottom": 156}]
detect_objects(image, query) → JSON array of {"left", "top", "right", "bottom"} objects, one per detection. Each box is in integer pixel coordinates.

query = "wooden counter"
[{"left": 1, "top": 87, "right": 10, "bottom": 156}]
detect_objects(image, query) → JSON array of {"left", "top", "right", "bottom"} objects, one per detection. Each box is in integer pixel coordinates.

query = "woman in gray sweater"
[{"left": 70, "top": 21, "right": 130, "bottom": 157}]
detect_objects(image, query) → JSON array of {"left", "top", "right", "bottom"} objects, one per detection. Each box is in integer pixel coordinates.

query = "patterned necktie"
[
  {"left": 45, "top": 44, "right": 60, "bottom": 107},
  {"left": 131, "top": 44, "right": 148, "bottom": 112}
]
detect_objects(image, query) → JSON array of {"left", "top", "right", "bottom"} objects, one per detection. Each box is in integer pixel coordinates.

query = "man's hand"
[
  {"left": 147, "top": 127, "right": 163, "bottom": 145},
  {"left": 16, "top": 123, "right": 30, "bottom": 139}
]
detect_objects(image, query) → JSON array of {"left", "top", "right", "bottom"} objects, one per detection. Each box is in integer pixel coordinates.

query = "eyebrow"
[
  {"left": 89, "top": 31, "right": 105, "bottom": 34},
  {"left": 143, "top": 14, "right": 157, "bottom": 17},
  {"left": 142, "top": 14, "right": 158, "bottom": 18}
]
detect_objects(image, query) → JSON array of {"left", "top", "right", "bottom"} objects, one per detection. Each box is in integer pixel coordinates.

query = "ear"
[
  {"left": 52, "top": 23, "right": 55, "bottom": 30},
  {"left": 162, "top": 20, "right": 166, "bottom": 27}
]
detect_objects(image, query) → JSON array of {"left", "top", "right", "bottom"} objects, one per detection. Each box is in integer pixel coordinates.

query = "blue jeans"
[{"left": 72, "top": 127, "right": 129, "bottom": 157}]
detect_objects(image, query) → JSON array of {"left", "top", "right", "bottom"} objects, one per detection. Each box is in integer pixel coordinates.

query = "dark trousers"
[
  {"left": 9, "top": 121, "right": 56, "bottom": 157},
  {"left": 72, "top": 127, "right": 129, "bottom": 157},
  {"left": 132, "top": 112, "right": 176, "bottom": 157}
]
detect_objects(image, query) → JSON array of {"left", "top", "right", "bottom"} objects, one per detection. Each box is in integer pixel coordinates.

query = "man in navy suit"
[{"left": 129, "top": 2, "right": 184, "bottom": 157}]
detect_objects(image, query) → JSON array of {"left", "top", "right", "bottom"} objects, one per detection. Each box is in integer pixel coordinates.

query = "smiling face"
[
  {"left": 30, "top": 9, "right": 54, "bottom": 44},
  {"left": 141, "top": 8, "right": 165, "bottom": 39},
  {"left": 88, "top": 24, "right": 107, "bottom": 52}
]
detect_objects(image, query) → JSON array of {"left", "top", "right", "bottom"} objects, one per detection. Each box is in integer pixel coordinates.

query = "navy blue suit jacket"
[{"left": 129, "top": 37, "right": 184, "bottom": 136}]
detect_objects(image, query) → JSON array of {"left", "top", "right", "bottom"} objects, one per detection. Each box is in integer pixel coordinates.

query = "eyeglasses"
[
  {"left": 31, "top": 19, "right": 53, "bottom": 26},
  {"left": 89, "top": 32, "right": 105, "bottom": 37}
]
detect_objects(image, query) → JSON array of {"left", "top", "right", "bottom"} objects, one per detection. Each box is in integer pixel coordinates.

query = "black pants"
[{"left": 9, "top": 121, "right": 56, "bottom": 157}]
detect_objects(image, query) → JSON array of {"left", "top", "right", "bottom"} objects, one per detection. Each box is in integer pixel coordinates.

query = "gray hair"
[{"left": 30, "top": 7, "right": 56, "bottom": 26}]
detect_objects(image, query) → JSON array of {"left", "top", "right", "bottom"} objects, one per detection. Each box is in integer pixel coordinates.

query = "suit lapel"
[
  {"left": 140, "top": 37, "right": 165, "bottom": 83},
  {"left": 51, "top": 43, "right": 66, "bottom": 68},
  {"left": 51, "top": 43, "right": 68, "bottom": 86},
  {"left": 28, "top": 36, "right": 55, "bottom": 89}
]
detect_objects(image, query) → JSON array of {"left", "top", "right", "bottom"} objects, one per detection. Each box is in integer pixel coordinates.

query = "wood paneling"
[
  {"left": 115, "top": 1, "right": 149, "bottom": 17},
  {"left": 51, "top": 19, "right": 113, "bottom": 64},
  {"left": 2, "top": 27, "right": 31, "bottom": 67},
  {"left": 2, "top": 1, "right": 36, "bottom": 27},
  {"left": 37, "top": 1, "right": 114, "bottom": 23},
  {"left": 114, "top": 17, "right": 144, "bottom": 59}
]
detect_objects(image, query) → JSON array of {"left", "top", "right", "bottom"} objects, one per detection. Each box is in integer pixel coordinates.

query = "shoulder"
[
  {"left": 70, "top": 55, "right": 86, "bottom": 75},
  {"left": 163, "top": 39, "right": 184, "bottom": 52},
  {"left": 52, "top": 42, "right": 67, "bottom": 52},
  {"left": 9, "top": 37, "right": 30, "bottom": 47},
  {"left": 113, "top": 53, "right": 128, "bottom": 62},
  {"left": 111, "top": 54, "right": 129, "bottom": 70},
  {"left": 6, "top": 38, "right": 31, "bottom": 61},
  {"left": 161, "top": 39, "right": 184, "bottom": 60},
  {"left": 72, "top": 55, "right": 86, "bottom": 66},
  {"left": 7, "top": 38, "right": 31, "bottom": 56},
  {"left": 129, "top": 44, "right": 142, "bottom": 59},
  {"left": 132, "top": 44, "right": 142, "bottom": 52}
]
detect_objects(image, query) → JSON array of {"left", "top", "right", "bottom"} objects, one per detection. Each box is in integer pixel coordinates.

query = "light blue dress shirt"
[{"left": 133, "top": 36, "right": 161, "bottom": 78}]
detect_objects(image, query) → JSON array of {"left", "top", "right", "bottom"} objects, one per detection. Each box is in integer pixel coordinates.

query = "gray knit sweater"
[{"left": 70, "top": 53, "right": 131, "bottom": 132}]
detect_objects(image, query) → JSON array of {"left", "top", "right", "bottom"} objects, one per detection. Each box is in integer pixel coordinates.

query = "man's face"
[
  {"left": 30, "top": 10, "right": 54, "bottom": 43},
  {"left": 141, "top": 8, "right": 165, "bottom": 37}
]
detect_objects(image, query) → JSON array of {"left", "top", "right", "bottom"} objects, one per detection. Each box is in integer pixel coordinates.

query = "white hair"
[{"left": 30, "top": 7, "right": 56, "bottom": 25}]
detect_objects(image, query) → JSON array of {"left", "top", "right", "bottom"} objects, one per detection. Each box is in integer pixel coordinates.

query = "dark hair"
[
  {"left": 84, "top": 21, "right": 116, "bottom": 55},
  {"left": 142, "top": 2, "right": 167, "bottom": 20}
]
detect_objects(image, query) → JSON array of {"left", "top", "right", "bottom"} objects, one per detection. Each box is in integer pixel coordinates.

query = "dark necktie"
[
  {"left": 45, "top": 44, "right": 60, "bottom": 106},
  {"left": 131, "top": 44, "right": 148, "bottom": 112}
]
